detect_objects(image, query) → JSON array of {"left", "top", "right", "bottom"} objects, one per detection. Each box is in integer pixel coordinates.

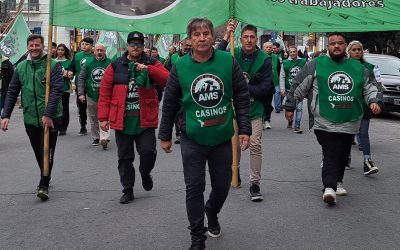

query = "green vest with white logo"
[
  {"left": 58, "top": 59, "right": 71, "bottom": 92},
  {"left": 84, "top": 58, "right": 111, "bottom": 102},
  {"left": 283, "top": 58, "right": 306, "bottom": 90},
  {"left": 175, "top": 50, "right": 234, "bottom": 146},
  {"left": 235, "top": 47, "right": 268, "bottom": 120},
  {"left": 316, "top": 56, "right": 364, "bottom": 123}
]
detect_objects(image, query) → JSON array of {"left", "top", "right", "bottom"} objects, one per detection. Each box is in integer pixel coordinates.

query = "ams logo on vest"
[
  {"left": 91, "top": 67, "right": 106, "bottom": 83},
  {"left": 328, "top": 71, "right": 354, "bottom": 95},
  {"left": 289, "top": 66, "right": 301, "bottom": 79},
  {"left": 191, "top": 74, "right": 224, "bottom": 108}
]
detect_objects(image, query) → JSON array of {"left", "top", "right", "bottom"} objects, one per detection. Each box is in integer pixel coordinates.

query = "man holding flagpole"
[{"left": 1, "top": 34, "right": 63, "bottom": 201}]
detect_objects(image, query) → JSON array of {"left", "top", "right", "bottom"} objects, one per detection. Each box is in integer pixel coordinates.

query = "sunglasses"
[{"left": 128, "top": 42, "right": 144, "bottom": 48}]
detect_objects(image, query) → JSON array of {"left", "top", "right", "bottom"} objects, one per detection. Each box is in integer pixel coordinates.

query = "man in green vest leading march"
[
  {"left": 283, "top": 32, "right": 382, "bottom": 206},
  {"left": 220, "top": 21, "right": 273, "bottom": 202},
  {"left": 159, "top": 18, "right": 251, "bottom": 250},
  {"left": 280, "top": 46, "right": 307, "bottom": 133},
  {"left": 78, "top": 43, "right": 111, "bottom": 149},
  {"left": 1, "top": 34, "right": 64, "bottom": 201}
]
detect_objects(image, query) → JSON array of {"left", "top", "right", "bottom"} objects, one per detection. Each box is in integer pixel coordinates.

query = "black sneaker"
[
  {"left": 37, "top": 187, "right": 49, "bottom": 201},
  {"left": 91, "top": 139, "right": 100, "bottom": 146},
  {"left": 250, "top": 183, "right": 263, "bottom": 202},
  {"left": 188, "top": 240, "right": 205, "bottom": 250},
  {"left": 142, "top": 174, "right": 153, "bottom": 191},
  {"left": 119, "top": 192, "right": 134, "bottom": 204},
  {"left": 205, "top": 209, "right": 221, "bottom": 238},
  {"left": 364, "top": 159, "right": 379, "bottom": 176},
  {"left": 80, "top": 126, "right": 87, "bottom": 135},
  {"left": 287, "top": 121, "right": 293, "bottom": 128},
  {"left": 59, "top": 130, "right": 66, "bottom": 136}
]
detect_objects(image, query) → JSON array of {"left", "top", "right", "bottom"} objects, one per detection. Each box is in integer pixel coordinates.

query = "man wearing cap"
[{"left": 98, "top": 31, "right": 169, "bottom": 204}]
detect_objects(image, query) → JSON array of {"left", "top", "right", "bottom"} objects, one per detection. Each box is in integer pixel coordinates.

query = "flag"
[
  {"left": 154, "top": 34, "right": 173, "bottom": 59},
  {"left": 53, "top": 0, "right": 400, "bottom": 33},
  {"left": 97, "top": 31, "right": 128, "bottom": 60},
  {"left": 0, "top": 15, "right": 31, "bottom": 64}
]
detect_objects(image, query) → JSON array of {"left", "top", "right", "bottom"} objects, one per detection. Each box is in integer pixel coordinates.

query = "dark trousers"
[
  {"left": 155, "top": 85, "right": 164, "bottom": 102},
  {"left": 180, "top": 135, "right": 232, "bottom": 240},
  {"left": 115, "top": 129, "right": 157, "bottom": 193},
  {"left": 25, "top": 121, "right": 59, "bottom": 188},
  {"left": 314, "top": 129, "right": 353, "bottom": 191},
  {"left": 76, "top": 94, "right": 87, "bottom": 127},
  {"left": 60, "top": 92, "right": 70, "bottom": 132},
  {"left": 263, "top": 90, "right": 274, "bottom": 122}
]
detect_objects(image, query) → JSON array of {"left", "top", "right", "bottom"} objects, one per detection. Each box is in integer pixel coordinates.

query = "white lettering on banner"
[
  {"left": 195, "top": 106, "right": 227, "bottom": 118},
  {"left": 0, "top": 43, "right": 12, "bottom": 55},
  {"left": 328, "top": 96, "right": 354, "bottom": 102}
]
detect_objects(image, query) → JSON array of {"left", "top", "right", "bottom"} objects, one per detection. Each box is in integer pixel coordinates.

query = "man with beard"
[
  {"left": 163, "top": 45, "right": 176, "bottom": 71},
  {"left": 78, "top": 43, "right": 111, "bottom": 149},
  {"left": 98, "top": 31, "right": 169, "bottom": 204},
  {"left": 283, "top": 32, "right": 382, "bottom": 206}
]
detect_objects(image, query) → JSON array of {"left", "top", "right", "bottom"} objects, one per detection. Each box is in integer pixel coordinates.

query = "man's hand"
[
  {"left": 135, "top": 63, "right": 148, "bottom": 71},
  {"left": 285, "top": 111, "right": 294, "bottom": 122},
  {"left": 160, "top": 140, "right": 172, "bottom": 153},
  {"left": 223, "top": 20, "right": 239, "bottom": 41},
  {"left": 238, "top": 135, "right": 250, "bottom": 151},
  {"left": 280, "top": 91, "right": 286, "bottom": 97},
  {"left": 370, "top": 103, "right": 381, "bottom": 114},
  {"left": 100, "top": 121, "right": 109, "bottom": 132},
  {"left": 1, "top": 118, "right": 10, "bottom": 131},
  {"left": 42, "top": 116, "right": 54, "bottom": 133},
  {"left": 67, "top": 71, "right": 74, "bottom": 79},
  {"left": 78, "top": 95, "right": 86, "bottom": 103}
]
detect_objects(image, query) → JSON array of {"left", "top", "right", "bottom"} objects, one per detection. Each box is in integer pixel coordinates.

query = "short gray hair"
[{"left": 186, "top": 18, "right": 214, "bottom": 39}]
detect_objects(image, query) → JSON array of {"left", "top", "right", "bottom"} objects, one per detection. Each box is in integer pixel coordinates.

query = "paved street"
[{"left": 1, "top": 96, "right": 399, "bottom": 250}]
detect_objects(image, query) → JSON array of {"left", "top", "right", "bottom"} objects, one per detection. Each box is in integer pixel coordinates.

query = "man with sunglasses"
[
  {"left": 98, "top": 31, "right": 169, "bottom": 204},
  {"left": 283, "top": 32, "right": 382, "bottom": 206}
]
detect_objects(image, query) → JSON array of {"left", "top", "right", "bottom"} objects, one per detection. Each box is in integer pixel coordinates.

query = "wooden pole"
[
  {"left": 43, "top": 0, "right": 55, "bottom": 177},
  {"left": 230, "top": 28, "right": 240, "bottom": 188}
]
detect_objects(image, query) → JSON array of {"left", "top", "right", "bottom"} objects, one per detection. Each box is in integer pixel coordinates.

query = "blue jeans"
[
  {"left": 356, "top": 118, "right": 371, "bottom": 156},
  {"left": 273, "top": 85, "right": 281, "bottom": 110},
  {"left": 294, "top": 101, "right": 303, "bottom": 129}
]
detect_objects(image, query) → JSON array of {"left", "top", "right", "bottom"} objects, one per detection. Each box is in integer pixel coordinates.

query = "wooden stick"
[{"left": 230, "top": 29, "right": 240, "bottom": 188}]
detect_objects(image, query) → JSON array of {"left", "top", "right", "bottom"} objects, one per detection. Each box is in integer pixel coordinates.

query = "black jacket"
[
  {"left": 0, "top": 58, "right": 14, "bottom": 104},
  {"left": 158, "top": 50, "right": 252, "bottom": 141}
]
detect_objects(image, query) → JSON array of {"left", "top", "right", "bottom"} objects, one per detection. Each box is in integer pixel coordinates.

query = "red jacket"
[{"left": 98, "top": 52, "right": 169, "bottom": 130}]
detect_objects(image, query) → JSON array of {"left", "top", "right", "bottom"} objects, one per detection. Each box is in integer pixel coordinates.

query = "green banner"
[
  {"left": 0, "top": 15, "right": 31, "bottom": 64},
  {"left": 53, "top": 0, "right": 229, "bottom": 34},
  {"left": 53, "top": 0, "right": 400, "bottom": 33},
  {"left": 97, "top": 31, "right": 128, "bottom": 60}
]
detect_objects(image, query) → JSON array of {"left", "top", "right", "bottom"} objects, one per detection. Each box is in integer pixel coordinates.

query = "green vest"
[
  {"left": 175, "top": 50, "right": 234, "bottom": 146},
  {"left": 316, "top": 56, "right": 364, "bottom": 123},
  {"left": 268, "top": 53, "right": 280, "bottom": 86},
  {"left": 58, "top": 59, "right": 71, "bottom": 92},
  {"left": 283, "top": 58, "right": 306, "bottom": 90},
  {"left": 17, "top": 57, "right": 62, "bottom": 127},
  {"left": 84, "top": 58, "right": 111, "bottom": 102},
  {"left": 158, "top": 56, "right": 165, "bottom": 64},
  {"left": 171, "top": 53, "right": 179, "bottom": 66},
  {"left": 74, "top": 51, "right": 94, "bottom": 77},
  {"left": 235, "top": 47, "right": 267, "bottom": 120}
]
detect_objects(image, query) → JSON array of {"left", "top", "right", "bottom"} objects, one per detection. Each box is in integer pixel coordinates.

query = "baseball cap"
[{"left": 127, "top": 31, "right": 145, "bottom": 43}]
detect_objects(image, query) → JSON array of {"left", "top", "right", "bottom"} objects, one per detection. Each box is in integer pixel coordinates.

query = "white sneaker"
[
  {"left": 323, "top": 188, "right": 336, "bottom": 205},
  {"left": 336, "top": 182, "right": 347, "bottom": 196},
  {"left": 263, "top": 121, "right": 272, "bottom": 130}
]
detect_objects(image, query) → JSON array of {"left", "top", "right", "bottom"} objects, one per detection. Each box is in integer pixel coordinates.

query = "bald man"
[{"left": 78, "top": 43, "right": 112, "bottom": 149}]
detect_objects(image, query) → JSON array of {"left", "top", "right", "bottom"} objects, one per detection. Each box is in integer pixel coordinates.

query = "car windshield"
[{"left": 366, "top": 56, "right": 400, "bottom": 76}]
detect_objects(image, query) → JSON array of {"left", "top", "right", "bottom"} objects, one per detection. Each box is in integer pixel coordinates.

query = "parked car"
[{"left": 364, "top": 53, "right": 400, "bottom": 113}]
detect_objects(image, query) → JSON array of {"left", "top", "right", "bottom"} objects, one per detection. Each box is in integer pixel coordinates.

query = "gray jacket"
[{"left": 283, "top": 59, "right": 380, "bottom": 134}]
